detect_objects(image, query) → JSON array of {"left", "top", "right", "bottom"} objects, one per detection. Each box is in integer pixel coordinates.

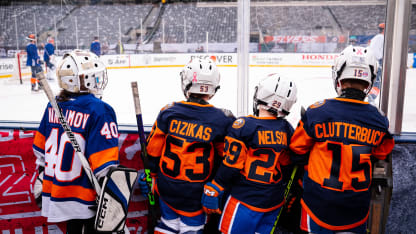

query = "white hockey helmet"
[
  {"left": 253, "top": 73, "right": 297, "bottom": 117},
  {"left": 180, "top": 58, "right": 220, "bottom": 99},
  {"left": 57, "top": 49, "right": 108, "bottom": 98},
  {"left": 332, "top": 45, "right": 378, "bottom": 96}
]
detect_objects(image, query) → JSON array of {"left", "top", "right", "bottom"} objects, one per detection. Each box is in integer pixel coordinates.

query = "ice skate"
[{"left": 31, "top": 83, "right": 39, "bottom": 92}]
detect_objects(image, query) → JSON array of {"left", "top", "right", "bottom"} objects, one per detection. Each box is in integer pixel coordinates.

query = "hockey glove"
[
  {"left": 201, "top": 181, "right": 224, "bottom": 214},
  {"left": 138, "top": 172, "right": 155, "bottom": 199},
  {"left": 33, "top": 168, "right": 44, "bottom": 209},
  {"left": 138, "top": 172, "right": 149, "bottom": 196},
  {"left": 34, "top": 65, "right": 43, "bottom": 73}
]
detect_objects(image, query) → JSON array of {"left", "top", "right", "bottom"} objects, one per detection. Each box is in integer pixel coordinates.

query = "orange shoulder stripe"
[
  {"left": 88, "top": 146, "right": 119, "bottom": 171},
  {"left": 33, "top": 131, "right": 45, "bottom": 150},
  {"left": 290, "top": 121, "right": 315, "bottom": 155},
  {"left": 147, "top": 126, "right": 166, "bottom": 157}
]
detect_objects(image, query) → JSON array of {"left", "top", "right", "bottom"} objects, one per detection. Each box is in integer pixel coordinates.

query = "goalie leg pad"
[
  {"left": 95, "top": 166, "right": 138, "bottom": 232},
  {"left": 34, "top": 171, "right": 44, "bottom": 209}
]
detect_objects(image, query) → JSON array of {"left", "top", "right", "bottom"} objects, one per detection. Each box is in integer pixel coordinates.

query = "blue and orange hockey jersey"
[
  {"left": 90, "top": 40, "right": 101, "bottom": 56},
  {"left": 43, "top": 42, "right": 55, "bottom": 62},
  {"left": 26, "top": 43, "right": 40, "bottom": 67},
  {"left": 32, "top": 94, "right": 119, "bottom": 222},
  {"left": 290, "top": 98, "right": 395, "bottom": 231},
  {"left": 213, "top": 116, "right": 294, "bottom": 211},
  {"left": 146, "top": 101, "right": 235, "bottom": 216}
]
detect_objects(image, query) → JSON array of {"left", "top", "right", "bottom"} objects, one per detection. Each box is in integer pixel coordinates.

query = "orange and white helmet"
[{"left": 26, "top": 34, "right": 36, "bottom": 41}]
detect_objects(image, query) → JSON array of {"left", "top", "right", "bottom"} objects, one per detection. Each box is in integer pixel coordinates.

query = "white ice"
[{"left": 0, "top": 66, "right": 415, "bottom": 132}]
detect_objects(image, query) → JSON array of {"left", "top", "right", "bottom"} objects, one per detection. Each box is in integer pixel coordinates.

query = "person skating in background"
[
  {"left": 138, "top": 58, "right": 235, "bottom": 233},
  {"left": 90, "top": 36, "right": 101, "bottom": 57},
  {"left": 289, "top": 45, "right": 395, "bottom": 234},
  {"left": 26, "top": 34, "right": 42, "bottom": 91},
  {"left": 32, "top": 49, "right": 118, "bottom": 233},
  {"left": 43, "top": 37, "right": 56, "bottom": 80},
  {"left": 368, "top": 22, "right": 385, "bottom": 105},
  {"left": 202, "top": 74, "right": 298, "bottom": 234}
]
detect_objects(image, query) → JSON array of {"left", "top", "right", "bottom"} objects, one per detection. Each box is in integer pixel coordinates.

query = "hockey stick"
[
  {"left": 37, "top": 72, "right": 130, "bottom": 234},
  {"left": 270, "top": 165, "right": 298, "bottom": 234},
  {"left": 131, "top": 81, "right": 159, "bottom": 232},
  {"left": 270, "top": 106, "right": 306, "bottom": 233}
]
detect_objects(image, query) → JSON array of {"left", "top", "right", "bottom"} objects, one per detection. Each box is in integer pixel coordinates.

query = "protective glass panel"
[
  {"left": 249, "top": 0, "right": 387, "bottom": 126},
  {"left": 0, "top": 1, "right": 239, "bottom": 126},
  {"left": 402, "top": 4, "right": 416, "bottom": 132}
]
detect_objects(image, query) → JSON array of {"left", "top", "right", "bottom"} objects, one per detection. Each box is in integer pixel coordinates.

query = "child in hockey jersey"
[
  {"left": 43, "top": 37, "right": 56, "bottom": 80},
  {"left": 289, "top": 45, "right": 395, "bottom": 233},
  {"left": 201, "top": 74, "right": 298, "bottom": 234},
  {"left": 26, "top": 34, "right": 42, "bottom": 91},
  {"left": 90, "top": 36, "right": 101, "bottom": 56},
  {"left": 32, "top": 49, "right": 119, "bottom": 234},
  {"left": 139, "top": 58, "right": 235, "bottom": 233}
]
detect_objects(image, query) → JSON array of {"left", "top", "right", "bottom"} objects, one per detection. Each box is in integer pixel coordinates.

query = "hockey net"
[{"left": 6, "top": 52, "right": 32, "bottom": 85}]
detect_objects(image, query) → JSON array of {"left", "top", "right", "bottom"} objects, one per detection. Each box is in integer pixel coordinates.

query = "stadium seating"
[{"left": 0, "top": 2, "right": 415, "bottom": 53}]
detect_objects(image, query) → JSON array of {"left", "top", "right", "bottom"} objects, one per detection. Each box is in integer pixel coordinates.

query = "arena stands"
[{"left": 0, "top": 1, "right": 415, "bottom": 54}]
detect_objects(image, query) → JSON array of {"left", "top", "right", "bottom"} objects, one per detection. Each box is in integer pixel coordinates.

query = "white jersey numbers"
[
  {"left": 100, "top": 122, "right": 118, "bottom": 139},
  {"left": 44, "top": 128, "right": 84, "bottom": 181}
]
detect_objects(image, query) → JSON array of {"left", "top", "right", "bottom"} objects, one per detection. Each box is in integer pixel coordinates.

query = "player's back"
[
  {"left": 40, "top": 93, "right": 117, "bottom": 141},
  {"left": 291, "top": 97, "right": 394, "bottom": 229},
  {"left": 26, "top": 43, "right": 39, "bottom": 66},
  {"left": 32, "top": 93, "right": 119, "bottom": 222},
  {"left": 90, "top": 41, "right": 101, "bottom": 56},
  {"left": 220, "top": 116, "right": 294, "bottom": 210},
  {"left": 147, "top": 101, "right": 235, "bottom": 213},
  {"left": 43, "top": 43, "right": 54, "bottom": 61}
]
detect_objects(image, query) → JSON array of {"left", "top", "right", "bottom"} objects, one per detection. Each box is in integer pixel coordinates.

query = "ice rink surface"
[
  {"left": 0, "top": 64, "right": 415, "bottom": 233},
  {"left": 0, "top": 66, "right": 415, "bottom": 132}
]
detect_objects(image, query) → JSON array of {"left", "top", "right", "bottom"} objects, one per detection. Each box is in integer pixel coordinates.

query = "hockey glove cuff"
[{"left": 201, "top": 181, "right": 224, "bottom": 214}]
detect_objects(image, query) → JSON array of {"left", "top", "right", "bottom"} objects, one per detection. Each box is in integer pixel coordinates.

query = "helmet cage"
[{"left": 57, "top": 50, "right": 108, "bottom": 98}]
